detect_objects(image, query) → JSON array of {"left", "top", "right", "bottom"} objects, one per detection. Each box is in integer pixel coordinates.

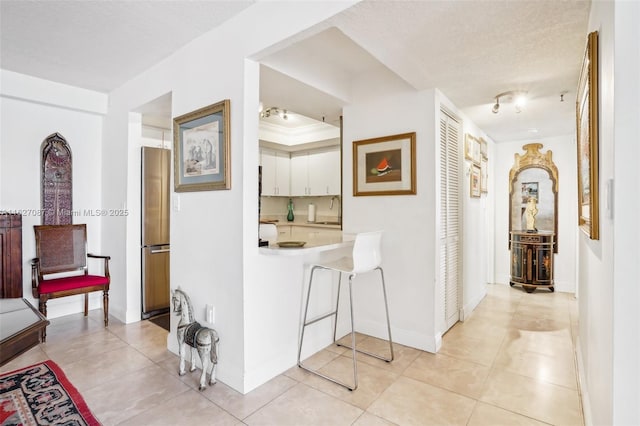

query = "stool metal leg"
[
  {"left": 336, "top": 267, "right": 394, "bottom": 362},
  {"left": 378, "top": 266, "right": 395, "bottom": 362},
  {"left": 332, "top": 272, "right": 342, "bottom": 344},
  {"left": 298, "top": 265, "right": 393, "bottom": 391},
  {"left": 298, "top": 266, "right": 358, "bottom": 391}
]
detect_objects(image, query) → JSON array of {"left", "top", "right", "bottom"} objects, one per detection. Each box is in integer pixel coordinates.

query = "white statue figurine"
[{"left": 525, "top": 197, "right": 538, "bottom": 231}]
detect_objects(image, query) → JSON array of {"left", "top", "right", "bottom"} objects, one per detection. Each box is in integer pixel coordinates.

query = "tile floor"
[{"left": 1, "top": 284, "right": 583, "bottom": 425}]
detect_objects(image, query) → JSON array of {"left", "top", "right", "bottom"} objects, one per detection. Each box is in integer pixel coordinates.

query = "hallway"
[{"left": 1, "top": 284, "right": 581, "bottom": 425}]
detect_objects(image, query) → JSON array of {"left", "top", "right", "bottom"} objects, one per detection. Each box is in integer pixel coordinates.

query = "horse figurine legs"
[{"left": 196, "top": 329, "right": 219, "bottom": 390}]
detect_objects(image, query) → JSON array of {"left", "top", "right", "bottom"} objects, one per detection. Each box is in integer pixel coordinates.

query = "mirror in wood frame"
[{"left": 509, "top": 143, "right": 559, "bottom": 252}]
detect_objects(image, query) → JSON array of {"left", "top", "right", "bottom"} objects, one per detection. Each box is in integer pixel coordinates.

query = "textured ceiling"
[
  {"left": 0, "top": 0, "right": 253, "bottom": 92},
  {"left": 1, "top": 0, "right": 591, "bottom": 143},
  {"left": 260, "top": 0, "right": 591, "bottom": 142}
]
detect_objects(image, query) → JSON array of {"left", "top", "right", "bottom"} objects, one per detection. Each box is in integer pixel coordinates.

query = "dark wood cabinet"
[
  {"left": 1, "top": 213, "right": 23, "bottom": 298},
  {"left": 510, "top": 231, "right": 554, "bottom": 293}
]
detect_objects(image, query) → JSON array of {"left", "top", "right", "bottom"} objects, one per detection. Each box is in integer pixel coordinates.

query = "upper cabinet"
[
  {"left": 291, "top": 147, "right": 340, "bottom": 196},
  {"left": 260, "top": 148, "right": 290, "bottom": 196}
]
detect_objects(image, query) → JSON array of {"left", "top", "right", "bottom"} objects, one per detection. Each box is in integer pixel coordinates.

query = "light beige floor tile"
[
  {"left": 350, "top": 336, "right": 421, "bottom": 375},
  {"left": 493, "top": 344, "right": 577, "bottom": 389},
  {"left": 82, "top": 364, "right": 191, "bottom": 425},
  {"left": 0, "top": 346, "right": 49, "bottom": 374},
  {"left": 480, "top": 369, "right": 582, "bottom": 425},
  {"left": 244, "top": 383, "right": 363, "bottom": 425},
  {"left": 42, "top": 329, "right": 128, "bottom": 366},
  {"left": 368, "top": 376, "right": 476, "bottom": 425},
  {"left": 284, "top": 348, "right": 341, "bottom": 382},
  {"left": 403, "top": 352, "right": 491, "bottom": 399},
  {"left": 199, "top": 374, "right": 297, "bottom": 420},
  {"left": 303, "top": 354, "right": 398, "bottom": 409},
  {"left": 119, "top": 389, "right": 243, "bottom": 425},
  {"left": 444, "top": 317, "right": 509, "bottom": 341},
  {"left": 467, "top": 402, "right": 549, "bottom": 426},
  {"left": 353, "top": 412, "right": 397, "bottom": 426},
  {"left": 438, "top": 333, "right": 502, "bottom": 367},
  {"left": 501, "top": 328, "right": 575, "bottom": 359},
  {"left": 59, "top": 345, "right": 154, "bottom": 392}
]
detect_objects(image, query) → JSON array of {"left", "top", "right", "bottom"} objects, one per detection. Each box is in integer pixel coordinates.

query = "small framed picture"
[
  {"left": 481, "top": 158, "right": 488, "bottom": 193},
  {"left": 353, "top": 132, "right": 416, "bottom": 196},
  {"left": 464, "top": 134, "right": 475, "bottom": 161},
  {"left": 173, "top": 99, "right": 231, "bottom": 192},
  {"left": 480, "top": 137, "right": 488, "bottom": 159},
  {"left": 470, "top": 165, "right": 481, "bottom": 198}
]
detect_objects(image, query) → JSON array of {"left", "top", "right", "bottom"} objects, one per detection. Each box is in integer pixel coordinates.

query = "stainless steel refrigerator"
[{"left": 141, "top": 147, "right": 170, "bottom": 319}]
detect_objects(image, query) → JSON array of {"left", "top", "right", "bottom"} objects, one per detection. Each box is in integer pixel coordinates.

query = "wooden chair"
[{"left": 31, "top": 224, "right": 110, "bottom": 341}]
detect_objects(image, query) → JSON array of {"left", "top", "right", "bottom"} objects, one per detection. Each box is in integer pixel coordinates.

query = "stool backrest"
[
  {"left": 352, "top": 230, "right": 383, "bottom": 273},
  {"left": 259, "top": 223, "right": 278, "bottom": 242}
]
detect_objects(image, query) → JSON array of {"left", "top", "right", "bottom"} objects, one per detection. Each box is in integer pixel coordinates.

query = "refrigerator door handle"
[{"left": 150, "top": 248, "right": 170, "bottom": 254}]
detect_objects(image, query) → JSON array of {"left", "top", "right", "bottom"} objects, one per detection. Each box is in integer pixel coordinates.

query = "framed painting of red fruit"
[{"left": 353, "top": 132, "right": 416, "bottom": 196}]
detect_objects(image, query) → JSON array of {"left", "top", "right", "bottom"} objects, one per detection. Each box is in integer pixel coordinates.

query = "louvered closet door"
[{"left": 439, "top": 110, "right": 461, "bottom": 331}]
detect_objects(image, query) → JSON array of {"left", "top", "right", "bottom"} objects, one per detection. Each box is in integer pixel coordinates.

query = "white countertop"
[{"left": 259, "top": 233, "right": 354, "bottom": 256}]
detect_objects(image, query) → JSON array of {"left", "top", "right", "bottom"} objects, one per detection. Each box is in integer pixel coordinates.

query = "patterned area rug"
[{"left": 0, "top": 360, "right": 100, "bottom": 425}]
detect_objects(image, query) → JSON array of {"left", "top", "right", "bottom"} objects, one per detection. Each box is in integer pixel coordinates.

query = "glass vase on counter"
[{"left": 287, "top": 198, "right": 294, "bottom": 222}]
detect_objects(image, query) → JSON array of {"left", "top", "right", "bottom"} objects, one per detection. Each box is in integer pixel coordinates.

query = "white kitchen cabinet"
[
  {"left": 260, "top": 149, "right": 290, "bottom": 196},
  {"left": 290, "top": 147, "right": 340, "bottom": 196}
]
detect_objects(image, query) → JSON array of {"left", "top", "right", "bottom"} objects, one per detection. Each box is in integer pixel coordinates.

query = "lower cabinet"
[{"left": 510, "top": 231, "right": 554, "bottom": 293}]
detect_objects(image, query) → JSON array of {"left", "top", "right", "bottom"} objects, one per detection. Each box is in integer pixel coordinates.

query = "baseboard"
[
  {"left": 575, "top": 337, "right": 593, "bottom": 426},
  {"left": 461, "top": 287, "right": 487, "bottom": 321}
]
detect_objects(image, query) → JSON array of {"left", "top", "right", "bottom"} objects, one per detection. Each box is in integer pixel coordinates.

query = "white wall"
[
  {"left": 101, "top": 1, "right": 358, "bottom": 393},
  {"left": 0, "top": 70, "right": 108, "bottom": 317},
  {"left": 577, "top": 2, "right": 615, "bottom": 424},
  {"left": 577, "top": 1, "right": 640, "bottom": 425},
  {"left": 612, "top": 2, "right": 640, "bottom": 424},
  {"left": 343, "top": 90, "right": 438, "bottom": 351},
  {"left": 494, "top": 135, "right": 577, "bottom": 293},
  {"left": 459, "top": 115, "right": 495, "bottom": 319}
]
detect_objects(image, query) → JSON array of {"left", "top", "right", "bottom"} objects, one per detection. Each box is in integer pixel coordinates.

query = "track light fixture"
[
  {"left": 260, "top": 107, "right": 288, "bottom": 120},
  {"left": 491, "top": 91, "right": 528, "bottom": 114}
]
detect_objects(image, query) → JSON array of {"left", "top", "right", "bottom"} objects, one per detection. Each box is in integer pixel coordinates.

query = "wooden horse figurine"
[{"left": 172, "top": 289, "right": 220, "bottom": 391}]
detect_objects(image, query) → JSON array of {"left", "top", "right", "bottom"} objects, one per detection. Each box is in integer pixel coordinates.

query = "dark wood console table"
[
  {"left": 0, "top": 298, "right": 49, "bottom": 366},
  {"left": 510, "top": 231, "right": 555, "bottom": 293}
]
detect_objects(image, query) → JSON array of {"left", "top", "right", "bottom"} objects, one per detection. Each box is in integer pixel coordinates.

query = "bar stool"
[
  {"left": 297, "top": 230, "right": 394, "bottom": 391},
  {"left": 259, "top": 223, "right": 278, "bottom": 244}
]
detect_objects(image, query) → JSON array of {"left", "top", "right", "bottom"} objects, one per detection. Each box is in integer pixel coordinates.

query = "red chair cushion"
[{"left": 39, "top": 275, "right": 109, "bottom": 294}]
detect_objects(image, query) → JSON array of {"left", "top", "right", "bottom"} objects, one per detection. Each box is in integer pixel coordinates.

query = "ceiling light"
[
  {"left": 492, "top": 98, "right": 500, "bottom": 114},
  {"left": 491, "top": 91, "right": 528, "bottom": 114},
  {"left": 260, "top": 107, "right": 289, "bottom": 120}
]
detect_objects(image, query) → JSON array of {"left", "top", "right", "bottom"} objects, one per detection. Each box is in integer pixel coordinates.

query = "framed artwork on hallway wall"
[
  {"left": 353, "top": 132, "right": 416, "bottom": 196},
  {"left": 173, "top": 99, "right": 231, "bottom": 192},
  {"left": 470, "top": 165, "right": 481, "bottom": 198},
  {"left": 576, "top": 31, "right": 599, "bottom": 239}
]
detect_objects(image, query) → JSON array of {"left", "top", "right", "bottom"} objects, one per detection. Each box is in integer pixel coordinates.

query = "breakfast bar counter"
[{"left": 259, "top": 233, "right": 354, "bottom": 256}]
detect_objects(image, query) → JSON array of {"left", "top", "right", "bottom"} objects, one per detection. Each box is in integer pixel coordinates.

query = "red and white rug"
[{"left": 0, "top": 360, "right": 100, "bottom": 425}]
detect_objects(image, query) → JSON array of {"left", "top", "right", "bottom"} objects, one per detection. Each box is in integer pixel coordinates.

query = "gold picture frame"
[
  {"left": 480, "top": 158, "right": 488, "bottom": 193},
  {"left": 464, "top": 133, "right": 475, "bottom": 161},
  {"left": 353, "top": 132, "right": 416, "bottom": 196},
  {"left": 470, "top": 165, "right": 481, "bottom": 198},
  {"left": 576, "top": 31, "right": 599, "bottom": 239},
  {"left": 173, "top": 99, "right": 231, "bottom": 192}
]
